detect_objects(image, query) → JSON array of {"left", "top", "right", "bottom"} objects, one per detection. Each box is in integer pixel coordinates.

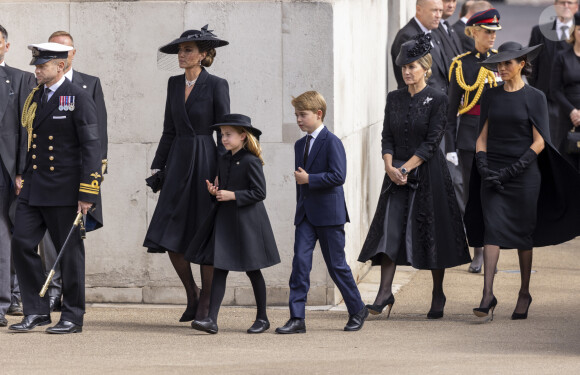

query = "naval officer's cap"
[{"left": 27, "top": 42, "right": 73, "bottom": 65}]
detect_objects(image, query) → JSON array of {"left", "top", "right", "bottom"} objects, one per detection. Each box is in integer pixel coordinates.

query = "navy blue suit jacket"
[{"left": 294, "top": 126, "right": 349, "bottom": 226}]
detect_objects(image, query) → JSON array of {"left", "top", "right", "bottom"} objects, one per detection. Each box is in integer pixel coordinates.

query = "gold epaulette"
[
  {"left": 448, "top": 51, "right": 472, "bottom": 82},
  {"left": 491, "top": 49, "right": 498, "bottom": 53},
  {"left": 21, "top": 85, "right": 41, "bottom": 151}
]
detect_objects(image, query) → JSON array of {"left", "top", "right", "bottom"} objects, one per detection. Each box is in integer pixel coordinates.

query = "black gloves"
[
  {"left": 497, "top": 148, "right": 538, "bottom": 184},
  {"left": 475, "top": 151, "right": 501, "bottom": 190}
]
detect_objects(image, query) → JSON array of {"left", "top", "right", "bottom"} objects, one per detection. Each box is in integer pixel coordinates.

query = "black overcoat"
[
  {"left": 185, "top": 149, "right": 280, "bottom": 272},
  {"left": 465, "top": 85, "right": 580, "bottom": 248},
  {"left": 144, "top": 68, "right": 230, "bottom": 254}
]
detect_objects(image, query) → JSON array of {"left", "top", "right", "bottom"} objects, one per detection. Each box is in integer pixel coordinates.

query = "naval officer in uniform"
[{"left": 9, "top": 43, "right": 101, "bottom": 334}]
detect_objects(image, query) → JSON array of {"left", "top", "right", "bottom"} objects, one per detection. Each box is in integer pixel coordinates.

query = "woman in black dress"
[
  {"left": 446, "top": 9, "right": 502, "bottom": 273},
  {"left": 358, "top": 34, "right": 470, "bottom": 319},
  {"left": 551, "top": 12, "right": 580, "bottom": 169},
  {"left": 144, "top": 26, "right": 230, "bottom": 322},
  {"left": 466, "top": 41, "right": 580, "bottom": 321},
  {"left": 187, "top": 114, "right": 280, "bottom": 334}
]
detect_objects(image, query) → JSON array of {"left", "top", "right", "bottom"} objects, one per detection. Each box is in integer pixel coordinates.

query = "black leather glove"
[
  {"left": 497, "top": 148, "right": 538, "bottom": 184},
  {"left": 476, "top": 151, "right": 502, "bottom": 190}
]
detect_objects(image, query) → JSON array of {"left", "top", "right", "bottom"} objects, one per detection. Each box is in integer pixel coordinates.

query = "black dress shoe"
[
  {"left": 9, "top": 315, "right": 51, "bottom": 332},
  {"left": 191, "top": 317, "right": 218, "bottom": 334},
  {"left": 0, "top": 315, "right": 7, "bottom": 327},
  {"left": 49, "top": 296, "right": 62, "bottom": 312},
  {"left": 427, "top": 295, "right": 446, "bottom": 319},
  {"left": 7, "top": 298, "right": 23, "bottom": 316},
  {"left": 275, "top": 318, "right": 306, "bottom": 334},
  {"left": 344, "top": 306, "right": 369, "bottom": 332},
  {"left": 46, "top": 320, "right": 82, "bottom": 334},
  {"left": 247, "top": 319, "right": 270, "bottom": 334}
]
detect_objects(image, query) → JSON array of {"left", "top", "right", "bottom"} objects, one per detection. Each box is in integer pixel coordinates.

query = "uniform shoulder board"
[
  {"left": 491, "top": 49, "right": 498, "bottom": 53},
  {"left": 452, "top": 51, "right": 471, "bottom": 62}
]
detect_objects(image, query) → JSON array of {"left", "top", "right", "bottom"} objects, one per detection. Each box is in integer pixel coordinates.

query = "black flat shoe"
[
  {"left": 511, "top": 295, "right": 532, "bottom": 320},
  {"left": 247, "top": 319, "right": 270, "bottom": 334},
  {"left": 179, "top": 301, "right": 198, "bottom": 322},
  {"left": 366, "top": 294, "right": 395, "bottom": 318},
  {"left": 46, "top": 320, "right": 82, "bottom": 334},
  {"left": 7, "top": 298, "right": 23, "bottom": 316},
  {"left": 9, "top": 314, "right": 51, "bottom": 332},
  {"left": 473, "top": 296, "right": 498, "bottom": 321},
  {"left": 191, "top": 317, "right": 218, "bottom": 334},
  {"left": 344, "top": 307, "right": 369, "bottom": 332},
  {"left": 427, "top": 295, "right": 446, "bottom": 319},
  {"left": 275, "top": 318, "right": 306, "bottom": 334}
]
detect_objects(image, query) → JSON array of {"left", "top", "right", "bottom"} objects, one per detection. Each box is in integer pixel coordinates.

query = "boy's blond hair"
[{"left": 291, "top": 91, "right": 327, "bottom": 121}]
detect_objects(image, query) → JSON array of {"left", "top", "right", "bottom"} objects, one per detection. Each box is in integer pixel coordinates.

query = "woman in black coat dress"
[
  {"left": 466, "top": 41, "right": 580, "bottom": 321},
  {"left": 551, "top": 13, "right": 580, "bottom": 169},
  {"left": 187, "top": 114, "right": 280, "bottom": 334},
  {"left": 143, "top": 26, "right": 230, "bottom": 322},
  {"left": 358, "top": 35, "right": 470, "bottom": 319}
]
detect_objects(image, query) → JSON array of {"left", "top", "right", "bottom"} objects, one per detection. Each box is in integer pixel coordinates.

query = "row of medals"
[{"left": 59, "top": 96, "right": 75, "bottom": 111}]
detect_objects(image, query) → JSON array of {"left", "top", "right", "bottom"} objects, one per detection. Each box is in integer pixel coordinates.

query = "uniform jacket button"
[
  {"left": 32, "top": 155, "right": 36, "bottom": 159},
  {"left": 48, "top": 146, "right": 54, "bottom": 151},
  {"left": 33, "top": 165, "right": 37, "bottom": 170},
  {"left": 32, "top": 144, "right": 37, "bottom": 149},
  {"left": 49, "top": 166, "right": 55, "bottom": 171},
  {"left": 33, "top": 134, "right": 37, "bottom": 138},
  {"left": 48, "top": 135, "right": 54, "bottom": 140},
  {"left": 49, "top": 156, "right": 54, "bottom": 161}
]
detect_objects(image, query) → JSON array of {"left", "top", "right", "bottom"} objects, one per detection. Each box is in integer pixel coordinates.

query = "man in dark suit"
[
  {"left": 391, "top": 0, "right": 449, "bottom": 93},
  {"left": 36, "top": 31, "right": 108, "bottom": 312},
  {"left": 9, "top": 43, "right": 102, "bottom": 334},
  {"left": 0, "top": 24, "right": 36, "bottom": 328},
  {"left": 528, "top": 0, "right": 578, "bottom": 147},
  {"left": 437, "top": 0, "right": 463, "bottom": 60},
  {"left": 276, "top": 91, "right": 367, "bottom": 334}
]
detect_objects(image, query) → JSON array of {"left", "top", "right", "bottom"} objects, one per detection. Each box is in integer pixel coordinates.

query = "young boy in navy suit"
[{"left": 275, "top": 91, "right": 368, "bottom": 334}]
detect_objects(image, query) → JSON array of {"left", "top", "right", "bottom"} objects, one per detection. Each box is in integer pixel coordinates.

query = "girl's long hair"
[{"left": 234, "top": 126, "right": 264, "bottom": 165}]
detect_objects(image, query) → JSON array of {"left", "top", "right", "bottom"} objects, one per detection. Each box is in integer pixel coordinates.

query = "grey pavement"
[{"left": 2, "top": 238, "right": 580, "bottom": 374}]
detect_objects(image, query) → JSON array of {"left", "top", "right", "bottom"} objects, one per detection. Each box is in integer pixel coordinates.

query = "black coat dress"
[
  {"left": 551, "top": 47, "right": 580, "bottom": 169},
  {"left": 358, "top": 86, "right": 470, "bottom": 270},
  {"left": 465, "top": 84, "right": 580, "bottom": 249},
  {"left": 144, "top": 68, "right": 229, "bottom": 254},
  {"left": 185, "top": 149, "right": 280, "bottom": 272}
]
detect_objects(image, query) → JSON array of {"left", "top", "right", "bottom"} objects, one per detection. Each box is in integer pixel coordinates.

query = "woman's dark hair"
[{"left": 515, "top": 55, "right": 532, "bottom": 77}]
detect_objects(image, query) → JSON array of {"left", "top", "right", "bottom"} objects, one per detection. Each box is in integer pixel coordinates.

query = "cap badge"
[{"left": 493, "top": 15, "right": 498, "bottom": 23}]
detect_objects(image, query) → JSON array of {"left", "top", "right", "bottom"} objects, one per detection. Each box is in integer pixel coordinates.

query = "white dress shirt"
[
  {"left": 44, "top": 75, "right": 66, "bottom": 102},
  {"left": 306, "top": 124, "right": 325, "bottom": 154}
]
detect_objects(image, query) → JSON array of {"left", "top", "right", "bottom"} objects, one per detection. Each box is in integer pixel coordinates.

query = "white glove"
[{"left": 446, "top": 152, "right": 459, "bottom": 166}]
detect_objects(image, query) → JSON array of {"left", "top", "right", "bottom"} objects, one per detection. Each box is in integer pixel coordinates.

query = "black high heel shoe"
[
  {"left": 473, "top": 296, "right": 498, "bottom": 320},
  {"left": 366, "top": 295, "right": 395, "bottom": 318},
  {"left": 511, "top": 294, "right": 532, "bottom": 320},
  {"left": 179, "top": 299, "right": 199, "bottom": 322},
  {"left": 427, "top": 295, "right": 446, "bottom": 319}
]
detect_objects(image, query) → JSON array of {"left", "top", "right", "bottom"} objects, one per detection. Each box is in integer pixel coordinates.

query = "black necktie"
[
  {"left": 303, "top": 135, "right": 313, "bottom": 166},
  {"left": 444, "top": 21, "right": 451, "bottom": 36},
  {"left": 41, "top": 89, "right": 50, "bottom": 106},
  {"left": 560, "top": 25, "right": 569, "bottom": 41}
]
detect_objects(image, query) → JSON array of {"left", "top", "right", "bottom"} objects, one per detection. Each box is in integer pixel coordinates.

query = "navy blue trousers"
[{"left": 289, "top": 218, "right": 364, "bottom": 319}]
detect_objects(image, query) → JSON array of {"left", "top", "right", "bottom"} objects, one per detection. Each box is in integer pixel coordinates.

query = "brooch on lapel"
[
  {"left": 59, "top": 96, "right": 76, "bottom": 111},
  {"left": 423, "top": 96, "right": 433, "bottom": 105}
]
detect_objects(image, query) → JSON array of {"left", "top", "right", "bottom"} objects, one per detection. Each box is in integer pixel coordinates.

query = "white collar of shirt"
[
  {"left": 306, "top": 124, "right": 325, "bottom": 153},
  {"left": 414, "top": 17, "right": 431, "bottom": 34},
  {"left": 64, "top": 69, "right": 73, "bottom": 82},
  {"left": 556, "top": 18, "right": 574, "bottom": 39},
  {"left": 0, "top": 61, "right": 5, "bottom": 66},
  {"left": 44, "top": 75, "right": 66, "bottom": 102},
  {"left": 460, "top": 17, "right": 468, "bottom": 24}
]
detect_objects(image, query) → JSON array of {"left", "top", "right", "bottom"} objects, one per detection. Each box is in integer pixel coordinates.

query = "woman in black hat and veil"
[
  {"left": 466, "top": 41, "right": 580, "bottom": 321},
  {"left": 144, "top": 26, "right": 230, "bottom": 323},
  {"left": 358, "top": 34, "right": 470, "bottom": 320}
]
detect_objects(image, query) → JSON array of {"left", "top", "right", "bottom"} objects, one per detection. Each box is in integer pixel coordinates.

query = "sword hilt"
[{"left": 39, "top": 269, "right": 56, "bottom": 297}]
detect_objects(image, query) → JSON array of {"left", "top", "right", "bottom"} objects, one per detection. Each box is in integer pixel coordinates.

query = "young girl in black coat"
[{"left": 186, "top": 114, "right": 280, "bottom": 334}]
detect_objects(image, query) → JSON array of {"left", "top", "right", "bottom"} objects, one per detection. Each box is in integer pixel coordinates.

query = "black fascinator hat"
[
  {"left": 159, "top": 25, "right": 229, "bottom": 54},
  {"left": 575, "top": 11, "right": 580, "bottom": 27},
  {"left": 396, "top": 33, "right": 433, "bottom": 66},
  {"left": 479, "top": 41, "right": 542, "bottom": 71}
]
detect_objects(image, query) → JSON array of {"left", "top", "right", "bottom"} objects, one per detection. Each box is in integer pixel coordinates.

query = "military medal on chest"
[{"left": 59, "top": 96, "right": 76, "bottom": 111}]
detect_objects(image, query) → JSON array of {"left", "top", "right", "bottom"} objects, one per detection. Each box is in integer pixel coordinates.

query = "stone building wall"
[{"left": 1, "top": 0, "right": 414, "bottom": 305}]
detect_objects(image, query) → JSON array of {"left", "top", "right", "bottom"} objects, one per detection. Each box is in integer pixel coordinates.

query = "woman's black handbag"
[
  {"left": 565, "top": 127, "right": 580, "bottom": 154},
  {"left": 145, "top": 170, "right": 165, "bottom": 193}
]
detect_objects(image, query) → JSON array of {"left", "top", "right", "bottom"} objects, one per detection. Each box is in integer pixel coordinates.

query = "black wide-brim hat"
[
  {"left": 159, "top": 25, "right": 229, "bottom": 54},
  {"left": 395, "top": 33, "right": 432, "bottom": 66},
  {"left": 575, "top": 11, "right": 580, "bottom": 26},
  {"left": 479, "top": 41, "right": 543, "bottom": 71},
  {"left": 211, "top": 114, "right": 262, "bottom": 138}
]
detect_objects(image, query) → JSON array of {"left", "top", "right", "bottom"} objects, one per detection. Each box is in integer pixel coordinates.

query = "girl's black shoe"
[
  {"left": 427, "top": 295, "right": 446, "bottom": 319},
  {"left": 511, "top": 295, "right": 532, "bottom": 320},
  {"left": 247, "top": 319, "right": 270, "bottom": 334},
  {"left": 473, "top": 296, "right": 498, "bottom": 321},
  {"left": 366, "top": 294, "right": 395, "bottom": 318}
]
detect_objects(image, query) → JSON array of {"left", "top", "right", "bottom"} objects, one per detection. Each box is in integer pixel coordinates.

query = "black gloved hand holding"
[
  {"left": 476, "top": 151, "right": 502, "bottom": 190},
  {"left": 496, "top": 148, "right": 538, "bottom": 185}
]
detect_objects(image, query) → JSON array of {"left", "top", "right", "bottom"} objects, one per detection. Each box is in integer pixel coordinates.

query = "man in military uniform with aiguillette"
[{"left": 9, "top": 43, "right": 101, "bottom": 334}]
